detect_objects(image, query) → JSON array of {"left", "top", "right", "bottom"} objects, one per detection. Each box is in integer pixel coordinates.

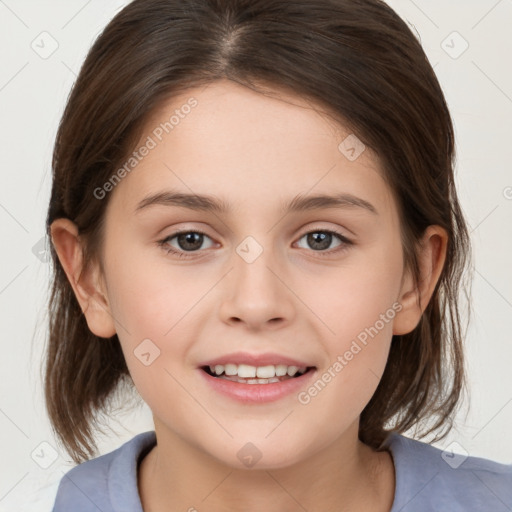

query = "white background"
[{"left": 0, "top": 0, "right": 511, "bottom": 510}]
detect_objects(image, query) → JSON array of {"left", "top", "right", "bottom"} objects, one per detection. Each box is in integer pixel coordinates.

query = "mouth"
[{"left": 201, "top": 364, "right": 316, "bottom": 384}]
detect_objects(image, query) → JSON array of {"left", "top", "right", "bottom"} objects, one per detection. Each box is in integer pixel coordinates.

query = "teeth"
[
  {"left": 287, "top": 366, "right": 299, "bottom": 377},
  {"left": 220, "top": 376, "right": 283, "bottom": 384},
  {"left": 275, "top": 365, "right": 288, "bottom": 376},
  {"left": 224, "top": 363, "right": 238, "bottom": 376},
  {"left": 256, "top": 365, "right": 275, "bottom": 378},
  {"left": 207, "top": 363, "right": 308, "bottom": 378},
  {"left": 238, "top": 364, "right": 257, "bottom": 378}
]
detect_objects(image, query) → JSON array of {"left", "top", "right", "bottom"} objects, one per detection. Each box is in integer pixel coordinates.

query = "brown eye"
[
  {"left": 295, "top": 229, "right": 353, "bottom": 255},
  {"left": 174, "top": 232, "right": 205, "bottom": 251},
  {"left": 158, "top": 230, "right": 214, "bottom": 258}
]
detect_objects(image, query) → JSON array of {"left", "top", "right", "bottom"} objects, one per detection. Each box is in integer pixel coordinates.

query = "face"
[{"left": 89, "top": 79, "right": 409, "bottom": 468}]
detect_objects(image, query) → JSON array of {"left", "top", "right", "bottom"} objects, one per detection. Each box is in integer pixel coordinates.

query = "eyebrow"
[{"left": 134, "top": 190, "right": 378, "bottom": 216}]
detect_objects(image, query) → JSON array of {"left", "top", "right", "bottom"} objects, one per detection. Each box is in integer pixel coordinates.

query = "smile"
[
  {"left": 199, "top": 364, "right": 317, "bottom": 402},
  {"left": 203, "top": 363, "right": 311, "bottom": 383}
]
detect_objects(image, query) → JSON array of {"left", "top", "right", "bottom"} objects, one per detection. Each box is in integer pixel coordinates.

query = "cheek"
[
  {"left": 104, "top": 251, "right": 215, "bottom": 393},
  {"left": 302, "top": 238, "right": 403, "bottom": 340},
  {"left": 296, "top": 311, "right": 395, "bottom": 437},
  {"left": 106, "top": 249, "right": 212, "bottom": 339},
  {"left": 295, "top": 241, "right": 402, "bottom": 407}
]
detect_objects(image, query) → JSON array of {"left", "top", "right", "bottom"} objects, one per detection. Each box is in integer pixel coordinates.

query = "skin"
[{"left": 51, "top": 79, "right": 447, "bottom": 512}]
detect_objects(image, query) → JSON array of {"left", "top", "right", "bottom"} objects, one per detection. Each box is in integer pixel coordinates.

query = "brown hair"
[{"left": 44, "top": 0, "right": 473, "bottom": 463}]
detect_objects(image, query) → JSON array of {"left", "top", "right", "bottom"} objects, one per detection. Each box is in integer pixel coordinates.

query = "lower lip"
[{"left": 198, "top": 368, "right": 317, "bottom": 403}]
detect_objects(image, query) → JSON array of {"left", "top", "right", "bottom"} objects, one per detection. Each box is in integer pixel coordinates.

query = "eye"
[
  {"left": 295, "top": 228, "right": 353, "bottom": 256},
  {"left": 158, "top": 227, "right": 353, "bottom": 259},
  {"left": 158, "top": 229, "right": 215, "bottom": 258}
]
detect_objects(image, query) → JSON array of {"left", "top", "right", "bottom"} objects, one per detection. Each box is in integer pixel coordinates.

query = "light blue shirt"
[{"left": 52, "top": 430, "right": 512, "bottom": 511}]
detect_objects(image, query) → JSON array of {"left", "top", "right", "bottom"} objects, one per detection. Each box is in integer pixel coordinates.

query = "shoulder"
[
  {"left": 385, "top": 433, "right": 512, "bottom": 512},
  {"left": 51, "top": 430, "right": 156, "bottom": 512}
]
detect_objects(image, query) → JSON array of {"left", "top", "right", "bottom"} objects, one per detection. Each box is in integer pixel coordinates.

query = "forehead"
[{"left": 109, "top": 79, "right": 394, "bottom": 218}]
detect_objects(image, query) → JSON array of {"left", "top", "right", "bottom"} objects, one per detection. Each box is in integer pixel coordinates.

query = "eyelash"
[{"left": 157, "top": 227, "right": 353, "bottom": 260}]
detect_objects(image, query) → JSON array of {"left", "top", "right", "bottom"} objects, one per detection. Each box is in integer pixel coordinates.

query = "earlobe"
[
  {"left": 393, "top": 225, "right": 448, "bottom": 336},
  {"left": 50, "top": 218, "right": 117, "bottom": 338}
]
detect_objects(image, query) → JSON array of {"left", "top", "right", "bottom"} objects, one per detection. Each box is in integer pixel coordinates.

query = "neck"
[{"left": 138, "top": 420, "right": 395, "bottom": 512}]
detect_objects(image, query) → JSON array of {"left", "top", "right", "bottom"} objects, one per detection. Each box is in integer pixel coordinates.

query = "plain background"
[{"left": 0, "top": 0, "right": 511, "bottom": 510}]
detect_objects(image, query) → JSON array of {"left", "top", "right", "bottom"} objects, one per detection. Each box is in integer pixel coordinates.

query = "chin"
[{"left": 207, "top": 437, "right": 310, "bottom": 471}]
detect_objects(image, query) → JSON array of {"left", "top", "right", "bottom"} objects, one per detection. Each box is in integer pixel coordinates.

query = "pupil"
[
  {"left": 178, "top": 232, "right": 203, "bottom": 251},
  {"left": 308, "top": 232, "right": 331, "bottom": 250}
]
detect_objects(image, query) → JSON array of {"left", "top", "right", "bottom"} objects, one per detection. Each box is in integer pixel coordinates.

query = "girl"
[{"left": 45, "top": 0, "right": 512, "bottom": 510}]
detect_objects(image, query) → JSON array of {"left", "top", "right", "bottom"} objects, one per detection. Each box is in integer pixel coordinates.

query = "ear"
[
  {"left": 50, "top": 218, "right": 117, "bottom": 338},
  {"left": 393, "top": 225, "right": 448, "bottom": 336}
]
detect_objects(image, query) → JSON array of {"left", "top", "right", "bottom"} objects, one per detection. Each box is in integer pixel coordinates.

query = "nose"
[{"left": 218, "top": 239, "right": 296, "bottom": 331}]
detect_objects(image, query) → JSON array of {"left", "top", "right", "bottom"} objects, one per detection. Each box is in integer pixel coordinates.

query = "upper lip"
[{"left": 198, "top": 351, "right": 315, "bottom": 368}]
